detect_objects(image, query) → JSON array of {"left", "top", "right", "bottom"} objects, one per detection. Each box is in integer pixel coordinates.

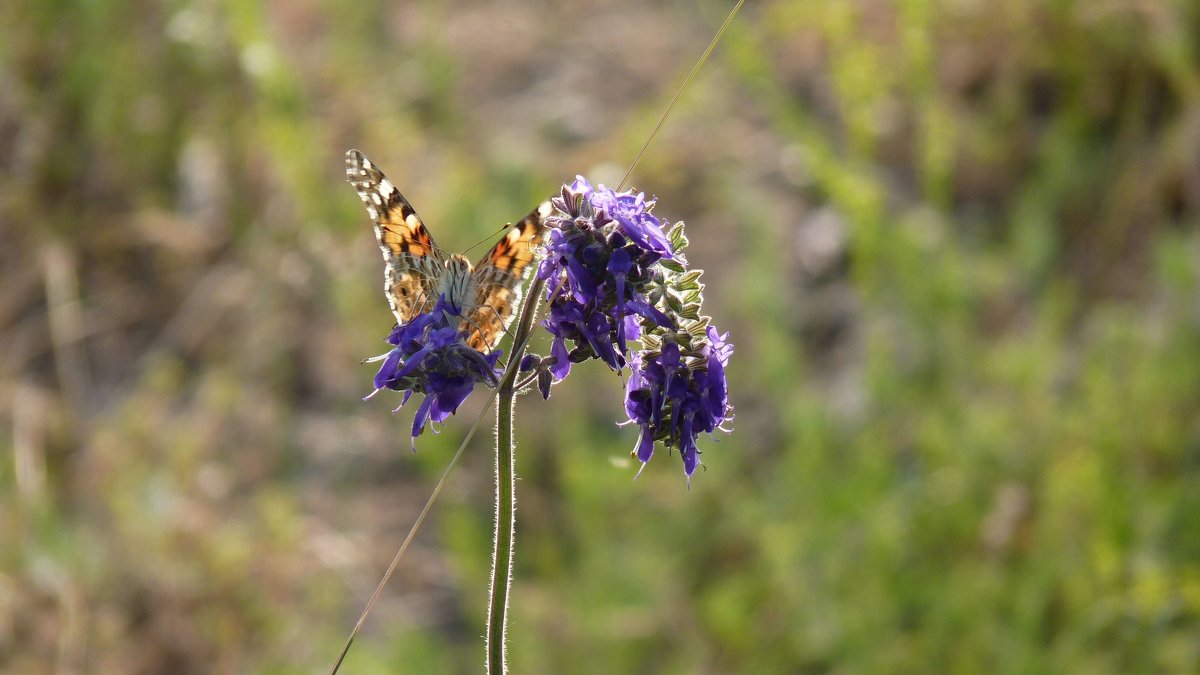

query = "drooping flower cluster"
[
  {"left": 536, "top": 177, "right": 674, "bottom": 382},
  {"left": 367, "top": 295, "right": 502, "bottom": 448},
  {"left": 533, "top": 177, "right": 733, "bottom": 479},
  {"left": 626, "top": 326, "right": 732, "bottom": 480}
]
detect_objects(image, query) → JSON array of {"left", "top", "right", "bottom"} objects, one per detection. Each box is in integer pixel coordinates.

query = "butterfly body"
[
  {"left": 346, "top": 150, "right": 550, "bottom": 352},
  {"left": 436, "top": 255, "right": 477, "bottom": 317}
]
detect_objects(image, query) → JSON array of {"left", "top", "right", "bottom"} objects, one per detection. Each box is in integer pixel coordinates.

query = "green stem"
[
  {"left": 486, "top": 276, "right": 544, "bottom": 674},
  {"left": 488, "top": 382, "right": 515, "bottom": 674}
]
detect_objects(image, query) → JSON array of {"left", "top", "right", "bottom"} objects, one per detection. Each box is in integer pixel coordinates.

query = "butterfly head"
[{"left": 445, "top": 255, "right": 473, "bottom": 276}]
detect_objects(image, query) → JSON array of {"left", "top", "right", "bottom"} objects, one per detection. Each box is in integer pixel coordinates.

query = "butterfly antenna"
[
  {"left": 617, "top": 0, "right": 745, "bottom": 191},
  {"left": 462, "top": 225, "right": 512, "bottom": 258},
  {"left": 328, "top": 395, "right": 497, "bottom": 675}
]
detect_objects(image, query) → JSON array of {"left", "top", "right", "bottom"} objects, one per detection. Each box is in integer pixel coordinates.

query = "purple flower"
[
  {"left": 625, "top": 327, "right": 733, "bottom": 481},
  {"left": 537, "top": 177, "right": 675, "bottom": 388},
  {"left": 589, "top": 186, "right": 674, "bottom": 258},
  {"left": 366, "top": 295, "right": 502, "bottom": 449}
]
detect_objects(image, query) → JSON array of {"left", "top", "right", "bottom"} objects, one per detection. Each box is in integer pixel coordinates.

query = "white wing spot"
[
  {"left": 379, "top": 178, "right": 395, "bottom": 196},
  {"left": 406, "top": 214, "right": 421, "bottom": 228}
]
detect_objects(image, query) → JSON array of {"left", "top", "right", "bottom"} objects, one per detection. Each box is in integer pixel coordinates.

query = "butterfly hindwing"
[
  {"left": 465, "top": 201, "right": 552, "bottom": 351},
  {"left": 345, "top": 149, "right": 444, "bottom": 324}
]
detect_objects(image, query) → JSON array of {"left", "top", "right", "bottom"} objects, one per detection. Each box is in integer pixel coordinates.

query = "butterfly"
[{"left": 345, "top": 149, "right": 551, "bottom": 352}]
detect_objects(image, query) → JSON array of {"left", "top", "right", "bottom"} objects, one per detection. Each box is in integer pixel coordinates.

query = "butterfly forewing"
[
  {"left": 345, "top": 149, "right": 444, "bottom": 325},
  {"left": 347, "top": 149, "right": 548, "bottom": 353},
  {"left": 465, "top": 201, "right": 552, "bottom": 351}
]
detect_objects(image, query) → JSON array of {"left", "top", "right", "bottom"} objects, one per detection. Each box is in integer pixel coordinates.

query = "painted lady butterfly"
[{"left": 346, "top": 150, "right": 551, "bottom": 352}]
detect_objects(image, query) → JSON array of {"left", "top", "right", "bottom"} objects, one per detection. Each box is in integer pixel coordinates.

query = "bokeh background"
[{"left": 3, "top": 0, "right": 1200, "bottom": 672}]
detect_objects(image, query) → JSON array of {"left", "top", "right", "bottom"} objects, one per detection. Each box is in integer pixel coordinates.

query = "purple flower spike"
[
  {"left": 623, "top": 329, "right": 733, "bottom": 478},
  {"left": 533, "top": 176, "right": 734, "bottom": 479},
  {"left": 538, "top": 178, "right": 680, "bottom": 384}
]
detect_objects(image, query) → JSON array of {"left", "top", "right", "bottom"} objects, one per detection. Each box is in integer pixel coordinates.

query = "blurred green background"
[{"left": 3, "top": 0, "right": 1200, "bottom": 672}]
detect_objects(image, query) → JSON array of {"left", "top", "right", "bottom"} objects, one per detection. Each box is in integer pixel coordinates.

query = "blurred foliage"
[{"left": 2, "top": 0, "right": 1200, "bottom": 673}]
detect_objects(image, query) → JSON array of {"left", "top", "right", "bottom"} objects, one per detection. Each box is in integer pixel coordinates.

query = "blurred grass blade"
[
  {"left": 618, "top": 0, "right": 745, "bottom": 191},
  {"left": 327, "top": 395, "right": 497, "bottom": 675}
]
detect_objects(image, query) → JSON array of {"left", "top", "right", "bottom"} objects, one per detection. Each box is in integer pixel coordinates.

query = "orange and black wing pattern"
[
  {"left": 466, "top": 201, "right": 552, "bottom": 351},
  {"left": 345, "top": 150, "right": 444, "bottom": 324}
]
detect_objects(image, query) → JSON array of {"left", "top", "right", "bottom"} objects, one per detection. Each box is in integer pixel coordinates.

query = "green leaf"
[{"left": 660, "top": 259, "right": 687, "bottom": 274}]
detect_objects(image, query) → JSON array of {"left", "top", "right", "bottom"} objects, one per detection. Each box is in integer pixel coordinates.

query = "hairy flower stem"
[{"left": 486, "top": 276, "right": 545, "bottom": 674}]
